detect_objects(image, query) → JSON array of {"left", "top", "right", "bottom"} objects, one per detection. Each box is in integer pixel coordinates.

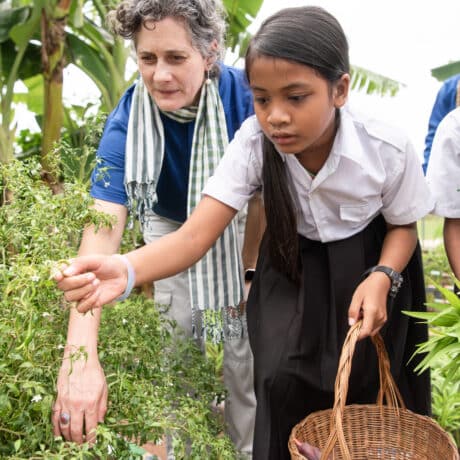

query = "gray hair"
[{"left": 108, "top": 0, "right": 227, "bottom": 75}]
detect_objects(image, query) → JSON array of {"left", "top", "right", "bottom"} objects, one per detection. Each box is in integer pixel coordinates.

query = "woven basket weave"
[{"left": 288, "top": 321, "right": 459, "bottom": 460}]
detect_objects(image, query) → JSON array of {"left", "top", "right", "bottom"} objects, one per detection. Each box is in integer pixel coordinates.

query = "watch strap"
[{"left": 362, "top": 265, "right": 403, "bottom": 299}]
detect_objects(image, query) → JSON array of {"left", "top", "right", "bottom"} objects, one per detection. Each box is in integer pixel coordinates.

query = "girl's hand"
[
  {"left": 54, "top": 255, "right": 128, "bottom": 313},
  {"left": 347, "top": 271, "right": 391, "bottom": 340}
]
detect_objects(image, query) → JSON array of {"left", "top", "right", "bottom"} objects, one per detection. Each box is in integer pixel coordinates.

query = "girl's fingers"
[
  {"left": 76, "top": 289, "right": 102, "bottom": 314},
  {"left": 57, "top": 272, "right": 96, "bottom": 292},
  {"left": 359, "top": 305, "right": 386, "bottom": 339},
  {"left": 359, "top": 314, "right": 374, "bottom": 339},
  {"left": 62, "top": 279, "right": 100, "bottom": 304},
  {"left": 347, "top": 297, "right": 361, "bottom": 326}
]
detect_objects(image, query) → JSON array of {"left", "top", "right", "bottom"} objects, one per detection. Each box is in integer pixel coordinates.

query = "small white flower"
[
  {"left": 42, "top": 312, "right": 51, "bottom": 318},
  {"left": 31, "top": 275, "right": 40, "bottom": 282},
  {"left": 31, "top": 394, "right": 42, "bottom": 403},
  {"left": 122, "top": 318, "right": 128, "bottom": 325},
  {"left": 57, "top": 344, "right": 65, "bottom": 350}
]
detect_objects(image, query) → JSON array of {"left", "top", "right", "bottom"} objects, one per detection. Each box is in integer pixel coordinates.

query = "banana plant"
[
  {"left": 223, "top": 0, "right": 264, "bottom": 57},
  {"left": 431, "top": 61, "right": 460, "bottom": 82},
  {"left": 0, "top": 0, "right": 75, "bottom": 183},
  {"left": 350, "top": 64, "right": 402, "bottom": 97},
  {"left": 65, "top": 0, "right": 136, "bottom": 113},
  {"left": 0, "top": 0, "right": 41, "bottom": 163},
  {"left": 40, "top": 0, "right": 73, "bottom": 186}
]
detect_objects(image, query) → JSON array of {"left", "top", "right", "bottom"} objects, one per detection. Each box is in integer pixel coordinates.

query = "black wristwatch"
[
  {"left": 362, "top": 265, "right": 403, "bottom": 298},
  {"left": 244, "top": 269, "right": 256, "bottom": 282}
]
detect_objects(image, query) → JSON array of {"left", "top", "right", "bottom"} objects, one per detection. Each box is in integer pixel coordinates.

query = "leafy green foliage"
[
  {"left": 350, "top": 65, "right": 402, "bottom": 97},
  {"left": 223, "top": 0, "right": 264, "bottom": 57},
  {"left": 404, "top": 270, "right": 460, "bottom": 447},
  {"left": 431, "top": 60, "right": 460, "bottom": 82},
  {"left": 0, "top": 158, "right": 236, "bottom": 458}
]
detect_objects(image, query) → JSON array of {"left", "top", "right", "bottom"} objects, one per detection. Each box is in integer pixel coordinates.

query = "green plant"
[
  {"left": 0, "top": 158, "right": 236, "bottom": 459},
  {"left": 404, "top": 278, "right": 460, "bottom": 446}
]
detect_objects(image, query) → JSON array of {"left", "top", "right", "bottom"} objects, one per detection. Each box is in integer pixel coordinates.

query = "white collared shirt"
[
  {"left": 203, "top": 106, "right": 434, "bottom": 242},
  {"left": 426, "top": 107, "right": 460, "bottom": 218}
]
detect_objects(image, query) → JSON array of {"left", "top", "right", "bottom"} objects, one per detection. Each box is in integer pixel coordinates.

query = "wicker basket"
[{"left": 288, "top": 321, "right": 459, "bottom": 460}]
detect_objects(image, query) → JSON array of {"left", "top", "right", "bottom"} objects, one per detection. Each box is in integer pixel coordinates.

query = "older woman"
[{"left": 52, "top": 0, "right": 260, "bottom": 457}]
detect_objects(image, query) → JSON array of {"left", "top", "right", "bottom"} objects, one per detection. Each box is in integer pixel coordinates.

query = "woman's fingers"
[
  {"left": 84, "top": 410, "right": 99, "bottom": 445},
  {"left": 52, "top": 403, "right": 62, "bottom": 437},
  {"left": 98, "top": 384, "right": 108, "bottom": 422},
  {"left": 70, "top": 410, "right": 85, "bottom": 444},
  {"left": 56, "top": 406, "right": 72, "bottom": 441}
]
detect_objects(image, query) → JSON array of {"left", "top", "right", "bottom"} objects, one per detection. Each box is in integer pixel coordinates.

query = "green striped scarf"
[{"left": 125, "top": 79, "right": 244, "bottom": 339}]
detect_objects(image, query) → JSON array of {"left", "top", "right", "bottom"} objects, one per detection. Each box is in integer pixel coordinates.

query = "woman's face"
[
  {"left": 136, "top": 17, "right": 209, "bottom": 110},
  {"left": 249, "top": 56, "right": 349, "bottom": 170}
]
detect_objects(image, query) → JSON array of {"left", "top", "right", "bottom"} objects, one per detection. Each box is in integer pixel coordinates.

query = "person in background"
[
  {"left": 51, "top": 0, "right": 260, "bottom": 457},
  {"left": 422, "top": 73, "right": 460, "bottom": 173},
  {"left": 426, "top": 106, "right": 460, "bottom": 291},
  {"left": 54, "top": 6, "right": 433, "bottom": 459}
]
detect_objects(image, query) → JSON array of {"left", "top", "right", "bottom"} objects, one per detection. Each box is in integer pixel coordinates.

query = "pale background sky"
[{"left": 16, "top": 0, "right": 460, "bottom": 160}]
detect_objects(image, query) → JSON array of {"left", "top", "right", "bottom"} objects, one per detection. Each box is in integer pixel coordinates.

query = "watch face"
[{"left": 245, "top": 269, "right": 255, "bottom": 282}]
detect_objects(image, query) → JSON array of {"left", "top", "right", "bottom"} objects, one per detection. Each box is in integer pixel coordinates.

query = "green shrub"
[
  {"left": 0, "top": 159, "right": 235, "bottom": 459},
  {"left": 405, "top": 277, "right": 460, "bottom": 447}
]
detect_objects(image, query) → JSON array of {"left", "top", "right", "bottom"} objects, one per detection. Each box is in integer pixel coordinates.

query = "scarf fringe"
[
  {"left": 192, "top": 306, "right": 247, "bottom": 343},
  {"left": 125, "top": 78, "right": 245, "bottom": 340}
]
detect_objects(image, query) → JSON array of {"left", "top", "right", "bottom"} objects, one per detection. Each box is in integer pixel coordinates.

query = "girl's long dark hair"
[
  {"left": 245, "top": 6, "right": 350, "bottom": 282},
  {"left": 262, "top": 136, "right": 300, "bottom": 282}
]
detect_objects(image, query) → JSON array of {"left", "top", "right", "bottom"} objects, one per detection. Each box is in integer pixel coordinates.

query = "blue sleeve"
[
  {"left": 218, "top": 64, "right": 254, "bottom": 141},
  {"left": 422, "top": 75, "right": 460, "bottom": 174},
  {"left": 90, "top": 85, "right": 135, "bottom": 205}
]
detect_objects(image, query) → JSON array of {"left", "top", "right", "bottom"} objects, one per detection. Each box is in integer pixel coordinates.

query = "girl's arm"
[
  {"left": 241, "top": 192, "right": 266, "bottom": 270},
  {"left": 444, "top": 218, "right": 460, "bottom": 281},
  {"left": 56, "top": 196, "right": 238, "bottom": 313},
  {"left": 348, "top": 222, "right": 418, "bottom": 340}
]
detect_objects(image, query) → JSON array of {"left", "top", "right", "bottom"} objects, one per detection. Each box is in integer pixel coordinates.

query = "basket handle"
[{"left": 319, "top": 321, "right": 406, "bottom": 460}]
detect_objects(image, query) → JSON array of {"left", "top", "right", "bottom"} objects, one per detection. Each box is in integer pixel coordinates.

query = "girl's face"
[
  {"left": 136, "top": 17, "right": 210, "bottom": 110},
  {"left": 249, "top": 56, "right": 349, "bottom": 170}
]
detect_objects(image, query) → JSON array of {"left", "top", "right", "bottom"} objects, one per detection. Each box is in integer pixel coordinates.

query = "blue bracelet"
[{"left": 114, "top": 254, "right": 136, "bottom": 302}]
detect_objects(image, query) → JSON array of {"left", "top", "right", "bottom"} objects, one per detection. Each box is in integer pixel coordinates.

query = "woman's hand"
[
  {"left": 52, "top": 354, "right": 107, "bottom": 444},
  {"left": 54, "top": 255, "right": 128, "bottom": 313},
  {"left": 347, "top": 271, "right": 391, "bottom": 340}
]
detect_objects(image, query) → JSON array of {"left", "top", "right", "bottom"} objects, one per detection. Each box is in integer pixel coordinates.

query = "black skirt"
[{"left": 246, "top": 215, "right": 431, "bottom": 460}]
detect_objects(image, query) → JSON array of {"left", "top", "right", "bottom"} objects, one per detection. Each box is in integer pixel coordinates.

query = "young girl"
[{"left": 56, "top": 6, "right": 433, "bottom": 459}]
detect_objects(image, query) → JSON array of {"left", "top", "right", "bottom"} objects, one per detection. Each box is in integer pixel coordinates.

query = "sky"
[{"left": 15, "top": 0, "right": 460, "bottom": 160}]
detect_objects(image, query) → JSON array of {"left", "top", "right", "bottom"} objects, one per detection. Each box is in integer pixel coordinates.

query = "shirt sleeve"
[
  {"left": 90, "top": 87, "right": 134, "bottom": 205},
  {"left": 422, "top": 77, "right": 459, "bottom": 174},
  {"left": 202, "top": 116, "right": 263, "bottom": 211},
  {"left": 381, "top": 139, "right": 434, "bottom": 224},
  {"left": 426, "top": 110, "right": 460, "bottom": 218}
]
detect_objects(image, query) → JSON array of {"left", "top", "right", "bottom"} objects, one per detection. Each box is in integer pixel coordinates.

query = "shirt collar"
[{"left": 329, "top": 106, "right": 366, "bottom": 166}]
